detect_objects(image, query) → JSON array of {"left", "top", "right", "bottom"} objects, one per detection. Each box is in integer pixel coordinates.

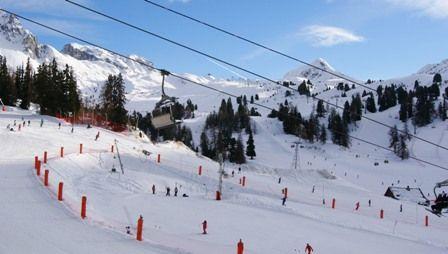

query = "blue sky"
[{"left": 2, "top": 0, "right": 448, "bottom": 80}]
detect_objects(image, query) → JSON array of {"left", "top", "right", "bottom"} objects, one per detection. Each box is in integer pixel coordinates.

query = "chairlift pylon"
[{"left": 151, "top": 70, "right": 181, "bottom": 130}]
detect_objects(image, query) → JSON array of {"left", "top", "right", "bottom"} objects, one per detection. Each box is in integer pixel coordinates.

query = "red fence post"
[
  {"left": 60, "top": 147, "right": 64, "bottom": 158},
  {"left": 198, "top": 165, "right": 202, "bottom": 175},
  {"left": 242, "top": 176, "right": 246, "bottom": 187},
  {"left": 284, "top": 187, "right": 288, "bottom": 198},
  {"left": 36, "top": 160, "right": 41, "bottom": 176},
  {"left": 79, "top": 144, "right": 83, "bottom": 154},
  {"left": 58, "top": 182, "right": 64, "bottom": 201},
  {"left": 237, "top": 239, "right": 244, "bottom": 254},
  {"left": 43, "top": 151, "right": 47, "bottom": 164},
  {"left": 157, "top": 154, "right": 161, "bottom": 163},
  {"left": 216, "top": 191, "right": 221, "bottom": 201},
  {"left": 380, "top": 209, "right": 384, "bottom": 219},
  {"left": 136, "top": 216, "right": 144, "bottom": 241},
  {"left": 332, "top": 198, "right": 336, "bottom": 209},
  {"left": 44, "top": 170, "right": 49, "bottom": 186},
  {"left": 34, "top": 156, "right": 38, "bottom": 169},
  {"left": 81, "top": 196, "right": 87, "bottom": 219},
  {"left": 425, "top": 215, "right": 429, "bottom": 227}
]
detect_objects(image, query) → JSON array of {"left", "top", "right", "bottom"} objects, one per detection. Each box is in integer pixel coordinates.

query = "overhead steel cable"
[
  {"left": 63, "top": 0, "right": 448, "bottom": 153},
  {"left": 3, "top": 9, "right": 447, "bottom": 171}
]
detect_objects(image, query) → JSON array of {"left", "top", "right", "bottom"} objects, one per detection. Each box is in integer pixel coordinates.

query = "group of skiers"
[
  {"left": 150, "top": 184, "right": 188, "bottom": 197},
  {"left": 435, "top": 191, "right": 448, "bottom": 203},
  {"left": 5, "top": 118, "right": 78, "bottom": 133}
]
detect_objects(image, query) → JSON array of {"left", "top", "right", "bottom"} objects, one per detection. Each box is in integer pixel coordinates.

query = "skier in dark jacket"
[
  {"left": 152, "top": 184, "right": 156, "bottom": 194},
  {"left": 166, "top": 187, "right": 171, "bottom": 196},
  {"left": 174, "top": 186, "right": 178, "bottom": 197},
  {"left": 202, "top": 220, "right": 207, "bottom": 234}
]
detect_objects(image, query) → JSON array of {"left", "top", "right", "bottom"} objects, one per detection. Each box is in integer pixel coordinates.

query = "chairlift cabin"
[
  {"left": 431, "top": 179, "right": 448, "bottom": 214},
  {"left": 151, "top": 70, "right": 180, "bottom": 130}
]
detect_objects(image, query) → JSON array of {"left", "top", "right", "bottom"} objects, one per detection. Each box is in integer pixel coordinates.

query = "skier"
[
  {"left": 139, "top": 131, "right": 142, "bottom": 138},
  {"left": 238, "top": 167, "right": 241, "bottom": 174},
  {"left": 125, "top": 226, "right": 131, "bottom": 235},
  {"left": 27, "top": 120, "right": 30, "bottom": 126},
  {"left": 13, "top": 120, "right": 16, "bottom": 126},
  {"left": 278, "top": 177, "right": 281, "bottom": 184},
  {"left": 58, "top": 122, "right": 61, "bottom": 129},
  {"left": 305, "top": 243, "right": 314, "bottom": 254},
  {"left": 152, "top": 184, "right": 156, "bottom": 195},
  {"left": 400, "top": 204, "right": 403, "bottom": 212},
  {"left": 166, "top": 187, "right": 171, "bottom": 196},
  {"left": 95, "top": 131, "right": 100, "bottom": 141},
  {"left": 312, "top": 185, "right": 315, "bottom": 193},
  {"left": 231, "top": 170, "right": 235, "bottom": 177},
  {"left": 282, "top": 196, "right": 287, "bottom": 206},
  {"left": 40, "top": 118, "right": 44, "bottom": 127},
  {"left": 18, "top": 124, "right": 21, "bottom": 131},
  {"left": 355, "top": 202, "right": 360, "bottom": 211},
  {"left": 368, "top": 199, "right": 371, "bottom": 207},
  {"left": 174, "top": 186, "right": 178, "bottom": 197},
  {"left": 202, "top": 220, "right": 207, "bottom": 234}
]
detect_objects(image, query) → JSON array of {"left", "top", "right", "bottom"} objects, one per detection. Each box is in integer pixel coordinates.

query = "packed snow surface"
[{"left": 1, "top": 108, "right": 447, "bottom": 254}]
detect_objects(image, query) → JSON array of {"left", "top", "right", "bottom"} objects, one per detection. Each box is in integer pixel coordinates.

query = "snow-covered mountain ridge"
[{"left": 1, "top": 11, "right": 447, "bottom": 115}]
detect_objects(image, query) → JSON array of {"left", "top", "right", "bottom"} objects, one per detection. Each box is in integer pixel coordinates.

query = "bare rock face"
[
  {"left": 61, "top": 43, "right": 100, "bottom": 61},
  {"left": 0, "top": 11, "right": 39, "bottom": 58}
]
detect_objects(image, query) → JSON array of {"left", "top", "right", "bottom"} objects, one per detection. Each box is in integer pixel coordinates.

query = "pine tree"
[
  {"left": 298, "top": 80, "right": 310, "bottom": 96},
  {"left": 319, "top": 123, "right": 327, "bottom": 144},
  {"left": 234, "top": 135, "right": 246, "bottom": 164},
  {"left": 403, "top": 122, "right": 411, "bottom": 141},
  {"left": 100, "top": 74, "right": 128, "bottom": 125},
  {"left": 389, "top": 125, "right": 399, "bottom": 153},
  {"left": 316, "top": 100, "right": 326, "bottom": 117},
  {"left": 366, "top": 95, "right": 377, "bottom": 113},
  {"left": 200, "top": 131, "right": 211, "bottom": 158},
  {"left": 342, "top": 101, "right": 351, "bottom": 125},
  {"left": 397, "top": 135, "right": 409, "bottom": 160},
  {"left": 20, "top": 59, "right": 33, "bottom": 109},
  {"left": 246, "top": 130, "right": 256, "bottom": 159},
  {"left": 438, "top": 102, "right": 447, "bottom": 121},
  {"left": 399, "top": 102, "right": 408, "bottom": 122},
  {"left": 433, "top": 73, "right": 442, "bottom": 85}
]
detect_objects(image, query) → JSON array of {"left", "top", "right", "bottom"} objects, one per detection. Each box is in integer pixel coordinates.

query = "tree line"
[
  {"left": 0, "top": 56, "right": 81, "bottom": 116},
  {"left": 199, "top": 96, "right": 256, "bottom": 164}
]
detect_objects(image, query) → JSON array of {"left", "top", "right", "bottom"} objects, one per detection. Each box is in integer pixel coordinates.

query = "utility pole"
[
  {"left": 114, "top": 139, "right": 125, "bottom": 174},
  {"left": 218, "top": 153, "right": 224, "bottom": 196},
  {"left": 293, "top": 141, "right": 301, "bottom": 171}
]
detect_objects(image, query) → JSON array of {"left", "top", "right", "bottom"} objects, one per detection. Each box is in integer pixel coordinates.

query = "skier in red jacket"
[{"left": 305, "top": 243, "right": 314, "bottom": 254}]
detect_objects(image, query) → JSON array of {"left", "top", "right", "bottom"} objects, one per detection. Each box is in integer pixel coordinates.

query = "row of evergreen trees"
[
  {"left": 200, "top": 97, "right": 256, "bottom": 164},
  {"left": 0, "top": 56, "right": 81, "bottom": 116},
  {"left": 269, "top": 93, "right": 364, "bottom": 148}
]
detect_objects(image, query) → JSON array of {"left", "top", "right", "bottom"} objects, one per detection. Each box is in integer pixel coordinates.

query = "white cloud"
[
  {"left": 300, "top": 25, "right": 364, "bottom": 47},
  {"left": 385, "top": 0, "right": 448, "bottom": 19}
]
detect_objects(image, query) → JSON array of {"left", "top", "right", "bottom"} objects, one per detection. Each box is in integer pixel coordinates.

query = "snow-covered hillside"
[{"left": 2, "top": 108, "right": 448, "bottom": 254}]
